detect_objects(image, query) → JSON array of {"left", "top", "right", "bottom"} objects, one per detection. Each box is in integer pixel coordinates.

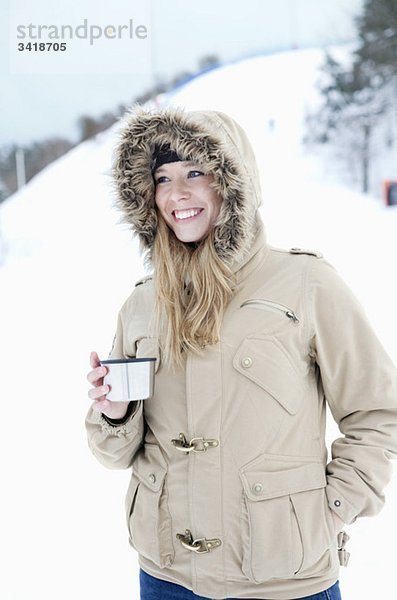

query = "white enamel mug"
[{"left": 100, "top": 357, "right": 156, "bottom": 401}]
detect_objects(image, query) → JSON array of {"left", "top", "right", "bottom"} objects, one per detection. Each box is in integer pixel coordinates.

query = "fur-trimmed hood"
[{"left": 112, "top": 106, "right": 265, "bottom": 266}]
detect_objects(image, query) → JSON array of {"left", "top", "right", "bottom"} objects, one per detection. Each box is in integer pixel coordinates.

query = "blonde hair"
[{"left": 151, "top": 215, "right": 235, "bottom": 371}]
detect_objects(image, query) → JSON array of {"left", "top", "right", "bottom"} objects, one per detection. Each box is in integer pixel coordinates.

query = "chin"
[
  {"left": 177, "top": 235, "right": 202, "bottom": 244},
  {"left": 174, "top": 230, "right": 205, "bottom": 244}
]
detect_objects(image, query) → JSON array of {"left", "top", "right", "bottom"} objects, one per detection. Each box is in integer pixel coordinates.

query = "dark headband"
[{"left": 151, "top": 144, "right": 182, "bottom": 173}]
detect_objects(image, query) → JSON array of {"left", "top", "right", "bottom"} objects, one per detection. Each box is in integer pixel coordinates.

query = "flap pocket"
[
  {"left": 240, "top": 455, "right": 326, "bottom": 501},
  {"left": 238, "top": 454, "right": 331, "bottom": 583},
  {"left": 127, "top": 443, "right": 174, "bottom": 568},
  {"left": 132, "top": 444, "right": 167, "bottom": 492},
  {"left": 233, "top": 337, "right": 303, "bottom": 415}
]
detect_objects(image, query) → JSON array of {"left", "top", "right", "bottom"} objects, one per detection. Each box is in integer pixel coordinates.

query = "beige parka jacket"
[{"left": 86, "top": 108, "right": 397, "bottom": 599}]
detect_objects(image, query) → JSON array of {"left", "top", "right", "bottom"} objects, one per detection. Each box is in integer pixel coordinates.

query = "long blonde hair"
[{"left": 151, "top": 215, "right": 235, "bottom": 371}]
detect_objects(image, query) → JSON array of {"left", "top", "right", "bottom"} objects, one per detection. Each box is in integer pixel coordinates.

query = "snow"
[{"left": 1, "top": 47, "right": 396, "bottom": 600}]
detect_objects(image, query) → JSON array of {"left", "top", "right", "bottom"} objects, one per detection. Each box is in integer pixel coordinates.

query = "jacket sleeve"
[
  {"left": 85, "top": 302, "right": 145, "bottom": 470},
  {"left": 309, "top": 257, "right": 397, "bottom": 525}
]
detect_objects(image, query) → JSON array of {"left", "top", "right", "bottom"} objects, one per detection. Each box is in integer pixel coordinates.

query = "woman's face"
[{"left": 154, "top": 161, "right": 222, "bottom": 243}]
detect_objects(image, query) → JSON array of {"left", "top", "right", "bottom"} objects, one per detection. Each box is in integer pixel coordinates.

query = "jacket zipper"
[{"left": 240, "top": 299, "right": 299, "bottom": 323}]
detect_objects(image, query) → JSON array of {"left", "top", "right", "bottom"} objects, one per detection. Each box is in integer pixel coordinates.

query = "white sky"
[{"left": 1, "top": 0, "right": 363, "bottom": 145}]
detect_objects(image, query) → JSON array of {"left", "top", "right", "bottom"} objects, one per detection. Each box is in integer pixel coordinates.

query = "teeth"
[{"left": 174, "top": 208, "right": 201, "bottom": 220}]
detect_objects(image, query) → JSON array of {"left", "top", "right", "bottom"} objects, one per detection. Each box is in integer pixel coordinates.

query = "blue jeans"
[{"left": 139, "top": 569, "right": 342, "bottom": 600}]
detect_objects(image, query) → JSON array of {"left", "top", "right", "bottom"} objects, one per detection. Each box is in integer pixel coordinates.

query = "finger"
[
  {"left": 90, "top": 351, "right": 100, "bottom": 369},
  {"left": 88, "top": 384, "right": 108, "bottom": 400},
  {"left": 88, "top": 384, "right": 109, "bottom": 401},
  {"left": 87, "top": 365, "right": 107, "bottom": 385}
]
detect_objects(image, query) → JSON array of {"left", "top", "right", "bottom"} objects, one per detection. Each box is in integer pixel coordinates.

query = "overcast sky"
[{"left": 1, "top": 0, "right": 364, "bottom": 146}]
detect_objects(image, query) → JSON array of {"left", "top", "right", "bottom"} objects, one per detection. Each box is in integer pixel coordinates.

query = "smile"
[{"left": 173, "top": 208, "right": 203, "bottom": 221}]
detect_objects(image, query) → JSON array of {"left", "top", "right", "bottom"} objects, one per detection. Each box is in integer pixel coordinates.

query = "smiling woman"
[{"left": 85, "top": 106, "right": 397, "bottom": 600}]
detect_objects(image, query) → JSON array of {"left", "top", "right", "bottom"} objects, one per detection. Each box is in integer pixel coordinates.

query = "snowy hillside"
[{"left": 1, "top": 48, "right": 397, "bottom": 600}]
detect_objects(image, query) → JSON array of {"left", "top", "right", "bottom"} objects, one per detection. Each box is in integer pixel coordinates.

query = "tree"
[
  {"left": 306, "top": 51, "right": 388, "bottom": 193},
  {"left": 78, "top": 115, "right": 102, "bottom": 142},
  {"left": 198, "top": 54, "right": 220, "bottom": 71},
  {"left": 305, "top": 0, "right": 397, "bottom": 194},
  {"left": 355, "top": 0, "right": 397, "bottom": 133},
  {"left": 0, "top": 178, "right": 9, "bottom": 204},
  {"left": 355, "top": 0, "right": 397, "bottom": 79}
]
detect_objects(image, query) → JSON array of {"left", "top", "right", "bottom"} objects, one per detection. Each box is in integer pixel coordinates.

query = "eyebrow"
[{"left": 154, "top": 161, "right": 201, "bottom": 174}]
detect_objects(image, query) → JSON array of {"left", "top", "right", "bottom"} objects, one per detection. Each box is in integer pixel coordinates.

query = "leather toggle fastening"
[
  {"left": 337, "top": 530, "right": 350, "bottom": 567},
  {"left": 171, "top": 432, "right": 219, "bottom": 454},
  {"left": 176, "top": 529, "right": 222, "bottom": 553}
]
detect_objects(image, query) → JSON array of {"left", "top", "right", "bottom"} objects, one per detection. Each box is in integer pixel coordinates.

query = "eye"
[
  {"left": 187, "top": 170, "right": 204, "bottom": 178},
  {"left": 155, "top": 175, "right": 169, "bottom": 185}
]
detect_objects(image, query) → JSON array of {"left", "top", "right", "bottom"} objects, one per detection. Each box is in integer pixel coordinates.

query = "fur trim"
[{"left": 112, "top": 105, "right": 264, "bottom": 265}]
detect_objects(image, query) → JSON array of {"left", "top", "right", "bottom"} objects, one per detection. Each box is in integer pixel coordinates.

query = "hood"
[{"left": 112, "top": 106, "right": 265, "bottom": 266}]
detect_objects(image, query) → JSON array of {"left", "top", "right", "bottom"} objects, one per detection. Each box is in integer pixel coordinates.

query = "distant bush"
[
  {"left": 78, "top": 109, "right": 124, "bottom": 142},
  {"left": 0, "top": 137, "right": 74, "bottom": 203}
]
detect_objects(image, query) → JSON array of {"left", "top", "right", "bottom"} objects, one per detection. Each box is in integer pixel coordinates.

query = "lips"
[{"left": 173, "top": 208, "right": 203, "bottom": 221}]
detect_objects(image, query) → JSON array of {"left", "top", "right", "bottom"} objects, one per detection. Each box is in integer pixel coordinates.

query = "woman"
[{"left": 86, "top": 107, "right": 397, "bottom": 600}]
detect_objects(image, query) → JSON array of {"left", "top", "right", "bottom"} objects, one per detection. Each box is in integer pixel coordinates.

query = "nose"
[{"left": 170, "top": 179, "right": 191, "bottom": 202}]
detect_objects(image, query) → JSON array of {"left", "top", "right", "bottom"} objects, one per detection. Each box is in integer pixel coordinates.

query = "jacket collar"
[{"left": 232, "top": 217, "right": 269, "bottom": 288}]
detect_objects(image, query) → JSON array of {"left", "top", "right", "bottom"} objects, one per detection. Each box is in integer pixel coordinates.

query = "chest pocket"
[
  {"left": 233, "top": 336, "right": 304, "bottom": 415},
  {"left": 239, "top": 299, "right": 300, "bottom": 336}
]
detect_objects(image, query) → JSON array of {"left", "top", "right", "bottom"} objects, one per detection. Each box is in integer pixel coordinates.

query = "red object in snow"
[{"left": 384, "top": 180, "right": 397, "bottom": 206}]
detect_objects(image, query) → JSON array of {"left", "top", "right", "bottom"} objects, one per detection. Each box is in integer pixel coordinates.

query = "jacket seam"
[
  {"left": 303, "top": 256, "right": 322, "bottom": 445},
  {"left": 302, "top": 255, "right": 313, "bottom": 350},
  {"left": 186, "top": 353, "right": 198, "bottom": 591},
  {"left": 308, "top": 259, "right": 341, "bottom": 419},
  {"left": 220, "top": 340, "right": 228, "bottom": 598},
  {"left": 306, "top": 256, "right": 317, "bottom": 359},
  {"left": 307, "top": 260, "right": 335, "bottom": 413}
]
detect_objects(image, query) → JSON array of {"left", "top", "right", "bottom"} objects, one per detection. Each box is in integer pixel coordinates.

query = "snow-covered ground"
[{"left": 1, "top": 48, "right": 397, "bottom": 600}]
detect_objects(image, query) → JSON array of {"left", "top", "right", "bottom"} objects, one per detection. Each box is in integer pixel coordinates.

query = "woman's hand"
[
  {"left": 87, "top": 351, "right": 130, "bottom": 420},
  {"left": 331, "top": 509, "right": 345, "bottom": 534}
]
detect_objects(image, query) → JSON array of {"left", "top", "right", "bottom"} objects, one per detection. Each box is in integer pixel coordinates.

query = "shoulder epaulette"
[
  {"left": 289, "top": 247, "right": 323, "bottom": 258},
  {"left": 135, "top": 275, "right": 153, "bottom": 287}
]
